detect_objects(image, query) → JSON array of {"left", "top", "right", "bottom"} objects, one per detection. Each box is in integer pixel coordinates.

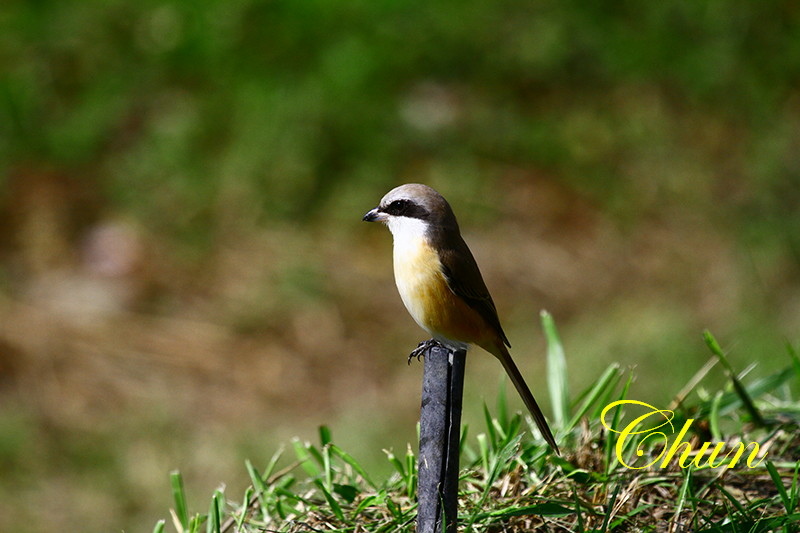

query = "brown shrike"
[{"left": 363, "top": 183, "right": 558, "bottom": 453}]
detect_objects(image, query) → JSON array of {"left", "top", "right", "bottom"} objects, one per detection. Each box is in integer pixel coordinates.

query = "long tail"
[{"left": 495, "top": 345, "right": 560, "bottom": 454}]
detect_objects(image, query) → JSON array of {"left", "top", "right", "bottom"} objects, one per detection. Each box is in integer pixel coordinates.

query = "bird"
[{"left": 363, "top": 183, "right": 559, "bottom": 453}]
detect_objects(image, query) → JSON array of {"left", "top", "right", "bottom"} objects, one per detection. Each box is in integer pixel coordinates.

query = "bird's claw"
[{"left": 407, "top": 339, "right": 441, "bottom": 365}]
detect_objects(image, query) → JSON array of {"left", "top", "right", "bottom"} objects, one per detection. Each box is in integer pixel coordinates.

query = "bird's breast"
[
  {"left": 393, "top": 236, "right": 445, "bottom": 327},
  {"left": 392, "top": 234, "right": 487, "bottom": 346}
]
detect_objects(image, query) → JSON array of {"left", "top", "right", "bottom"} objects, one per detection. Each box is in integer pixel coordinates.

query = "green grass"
[{"left": 156, "top": 320, "right": 800, "bottom": 532}]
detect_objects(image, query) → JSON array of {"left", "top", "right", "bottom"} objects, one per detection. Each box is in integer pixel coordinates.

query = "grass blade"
[
  {"left": 703, "top": 330, "right": 765, "bottom": 426},
  {"left": 206, "top": 489, "right": 223, "bottom": 533},
  {"left": 605, "top": 372, "right": 633, "bottom": 474},
  {"left": 714, "top": 481, "right": 748, "bottom": 517},
  {"left": 404, "top": 444, "right": 417, "bottom": 498},
  {"left": 314, "top": 479, "right": 345, "bottom": 522},
  {"left": 476, "top": 433, "right": 490, "bottom": 475},
  {"left": 319, "top": 425, "right": 333, "bottom": 447},
  {"left": 567, "top": 363, "right": 622, "bottom": 432},
  {"left": 600, "top": 480, "right": 622, "bottom": 532},
  {"left": 671, "top": 465, "right": 694, "bottom": 532},
  {"left": 292, "top": 438, "right": 321, "bottom": 479},
  {"left": 496, "top": 377, "right": 509, "bottom": 430},
  {"left": 709, "top": 390, "right": 723, "bottom": 443},
  {"left": 245, "top": 460, "right": 267, "bottom": 493},
  {"left": 170, "top": 470, "right": 189, "bottom": 532},
  {"left": 322, "top": 442, "right": 333, "bottom": 492},
  {"left": 236, "top": 487, "right": 253, "bottom": 530},
  {"left": 482, "top": 502, "right": 574, "bottom": 520},
  {"left": 483, "top": 402, "right": 499, "bottom": 449},
  {"left": 788, "top": 342, "right": 800, "bottom": 389},
  {"left": 542, "top": 310, "right": 569, "bottom": 428},
  {"left": 330, "top": 444, "right": 376, "bottom": 489},
  {"left": 791, "top": 462, "right": 800, "bottom": 517},
  {"left": 383, "top": 449, "right": 406, "bottom": 478},
  {"left": 765, "top": 461, "right": 792, "bottom": 514}
]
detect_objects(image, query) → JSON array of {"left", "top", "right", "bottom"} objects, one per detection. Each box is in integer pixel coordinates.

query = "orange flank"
[{"left": 393, "top": 238, "right": 492, "bottom": 349}]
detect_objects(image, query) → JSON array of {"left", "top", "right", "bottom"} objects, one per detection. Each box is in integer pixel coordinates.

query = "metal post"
[{"left": 416, "top": 343, "right": 466, "bottom": 533}]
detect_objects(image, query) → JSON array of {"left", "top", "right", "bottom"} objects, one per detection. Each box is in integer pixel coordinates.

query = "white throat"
[{"left": 386, "top": 215, "right": 429, "bottom": 249}]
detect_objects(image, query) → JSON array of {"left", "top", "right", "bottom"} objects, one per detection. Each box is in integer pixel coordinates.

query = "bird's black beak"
[{"left": 362, "top": 207, "right": 386, "bottom": 222}]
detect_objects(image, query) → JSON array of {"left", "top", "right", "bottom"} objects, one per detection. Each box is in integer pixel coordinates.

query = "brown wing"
[{"left": 437, "top": 234, "right": 511, "bottom": 348}]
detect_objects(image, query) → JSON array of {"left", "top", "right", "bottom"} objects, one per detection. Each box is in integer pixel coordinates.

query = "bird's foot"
[{"left": 408, "top": 339, "right": 442, "bottom": 365}]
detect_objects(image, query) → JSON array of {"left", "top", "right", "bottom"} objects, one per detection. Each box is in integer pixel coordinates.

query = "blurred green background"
[{"left": 1, "top": 1, "right": 799, "bottom": 531}]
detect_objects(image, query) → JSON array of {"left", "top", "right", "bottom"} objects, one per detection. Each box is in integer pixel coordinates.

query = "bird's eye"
[
  {"left": 383, "top": 199, "right": 410, "bottom": 215},
  {"left": 383, "top": 198, "right": 427, "bottom": 219}
]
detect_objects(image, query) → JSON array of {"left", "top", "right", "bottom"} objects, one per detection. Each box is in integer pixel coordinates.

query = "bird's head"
[{"left": 362, "top": 184, "right": 459, "bottom": 236}]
